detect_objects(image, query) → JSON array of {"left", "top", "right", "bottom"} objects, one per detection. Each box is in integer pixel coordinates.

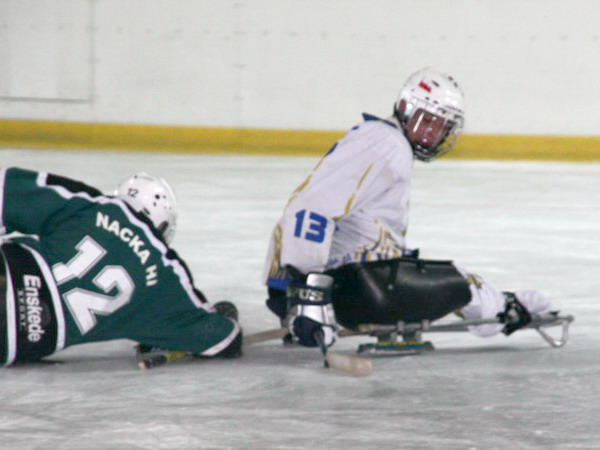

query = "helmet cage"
[{"left": 398, "top": 96, "right": 464, "bottom": 162}]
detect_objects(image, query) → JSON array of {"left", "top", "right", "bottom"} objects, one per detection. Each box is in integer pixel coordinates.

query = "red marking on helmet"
[{"left": 419, "top": 81, "right": 432, "bottom": 92}]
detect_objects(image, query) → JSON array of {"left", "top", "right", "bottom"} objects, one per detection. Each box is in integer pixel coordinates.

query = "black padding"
[
  {"left": 46, "top": 174, "right": 103, "bottom": 197},
  {"left": 326, "top": 257, "right": 471, "bottom": 329},
  {"left": 266, "top": 288, "right": 288, "bottom": 320},
  {"left": 1, "top": 242, "right": 59, "bottom": 362}
]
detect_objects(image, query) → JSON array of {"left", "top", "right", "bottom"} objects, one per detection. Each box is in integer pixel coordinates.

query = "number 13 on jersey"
[{"left": 293, "top": 210, "right": 328, "bottom": 243}]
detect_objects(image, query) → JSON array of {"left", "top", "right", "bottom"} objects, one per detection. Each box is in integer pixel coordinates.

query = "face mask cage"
[
  {"left": 159, "top": 217, "right": 177, "bottom": 244},
  {"left": 397, "top": 96, "right": 464, "bottom": 162}
]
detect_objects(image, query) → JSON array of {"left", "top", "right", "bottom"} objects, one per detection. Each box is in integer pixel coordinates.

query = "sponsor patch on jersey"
[{"left": 17, "top": 275, "right": 47, "bottom": 343}]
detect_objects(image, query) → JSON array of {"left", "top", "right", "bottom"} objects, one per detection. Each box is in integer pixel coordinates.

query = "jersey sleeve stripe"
[
  {"left": 0, "top": 168, "right": 7, "bottom": 235},
  {"left": 197, "top": 321, "right": 241, "bottom": 356},
  {"left": 2, "top": 252, "right": 17, "bottom": 366}
]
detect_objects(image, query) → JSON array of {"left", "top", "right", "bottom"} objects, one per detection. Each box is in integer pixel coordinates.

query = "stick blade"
[
  {"left": 138, "top": 351, "right": 189, "bottom": 370},
  {"left": 325, "top": 351, "right": 373, "bottom": 376}
]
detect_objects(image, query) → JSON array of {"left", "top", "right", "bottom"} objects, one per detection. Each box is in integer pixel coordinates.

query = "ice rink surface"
[{"left": 1, "top": 148, "right": 600, "bottom": 449}]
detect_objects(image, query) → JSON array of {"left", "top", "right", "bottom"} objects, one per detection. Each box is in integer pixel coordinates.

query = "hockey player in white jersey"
[{"left": 263, "top": 67, "right": 552, "bottom": 348}]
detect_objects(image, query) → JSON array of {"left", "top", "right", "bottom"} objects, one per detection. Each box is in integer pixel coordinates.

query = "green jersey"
[{"left": 0, "top": 167, "right": 239, "bottom": 365}]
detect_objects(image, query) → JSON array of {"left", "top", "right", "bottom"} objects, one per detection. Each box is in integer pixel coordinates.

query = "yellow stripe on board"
[
  {"left": 454, "top": 134, "right": 600, "bottom": 162},
  {"left": 0, "top": 119, "right": 340, "bottom": 156},
  {"left": 0, "top": 119, "right": 599, "bottom": 161}
]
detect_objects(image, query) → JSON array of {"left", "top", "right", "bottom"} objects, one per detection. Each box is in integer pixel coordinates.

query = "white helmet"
[
  {"left": 115, "top": 173, "right": 178, "bottom": 244},
  {"left": 395, "top": 67, "right": 465, "bottom": 161}
]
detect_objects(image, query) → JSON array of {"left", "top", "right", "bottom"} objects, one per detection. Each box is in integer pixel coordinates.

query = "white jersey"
[{"left": 264, "top": 113, "right": 414, "bottom": 290}]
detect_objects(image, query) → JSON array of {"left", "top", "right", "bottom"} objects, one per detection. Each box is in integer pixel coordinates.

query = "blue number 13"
[{"left": 294, "top": 210, "right": 327, "bottom": 243}]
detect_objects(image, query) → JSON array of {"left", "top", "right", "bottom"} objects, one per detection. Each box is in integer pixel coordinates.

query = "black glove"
[
  {"left": 290, "top": 316, "right": 336, "bottom": 348},
  {"left": 498, "top": 292, "right": 532, "bottom": 335}
]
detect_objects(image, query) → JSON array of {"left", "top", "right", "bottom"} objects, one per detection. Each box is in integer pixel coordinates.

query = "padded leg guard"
[{"left": 326, "top": 257, "right": 471, "bottom": 330}]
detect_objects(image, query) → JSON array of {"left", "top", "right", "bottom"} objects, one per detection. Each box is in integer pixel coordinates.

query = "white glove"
[{"left": 285, "top": 273, "right": 337, "bottom": 348}]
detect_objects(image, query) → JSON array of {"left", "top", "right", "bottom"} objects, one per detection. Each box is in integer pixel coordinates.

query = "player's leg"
[
  {"left": 457, "top": 268, "right": 552, "bottom": 336},
  {"left": 326, "top": 257, "right": 471, "bottom": 329}
]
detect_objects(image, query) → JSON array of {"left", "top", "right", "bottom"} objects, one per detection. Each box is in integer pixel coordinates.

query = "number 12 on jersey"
[{"left": 293, "top": 210, "right": 327, "bottom": 243}]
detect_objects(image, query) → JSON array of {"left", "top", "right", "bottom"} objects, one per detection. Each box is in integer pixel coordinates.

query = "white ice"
[{"left": 1, "top": 148, "right": 599, "bottom": 449}]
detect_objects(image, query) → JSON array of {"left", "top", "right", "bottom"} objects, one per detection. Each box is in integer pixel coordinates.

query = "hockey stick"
[
  {"left": 137, "top": 327, "right": 288, "bottom": 370},
  {"left": 246, "top": 328, "right": 373, "bottom": 376},
  {"left": 314, "top": 329, "right": 373, "bottom": 376},
  {"left": 244, "top": 327, "right": 288, "bottom": 344},
  {"left": 138, "top": 326, "right": 373, "bottom": 375},
  {"left": 137, "top": 350, "right": 190, "bottom": 370}
]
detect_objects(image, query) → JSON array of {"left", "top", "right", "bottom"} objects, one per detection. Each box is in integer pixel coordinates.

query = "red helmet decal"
[{"left": 418, "top": 81, "right": 432, "bottom": 92}]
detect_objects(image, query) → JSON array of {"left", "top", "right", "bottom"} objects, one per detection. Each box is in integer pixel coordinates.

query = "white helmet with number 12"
[
  {"left": 116, "top": 173, "right": 178, "bottom": 244},
  {"left": 395, "top": 67, "right": 465, "bottom": 162}
]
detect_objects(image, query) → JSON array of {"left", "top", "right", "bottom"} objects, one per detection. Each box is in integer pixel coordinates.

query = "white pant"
[{"left": 457, "top": 268, "right": 552, "bottom": 337}]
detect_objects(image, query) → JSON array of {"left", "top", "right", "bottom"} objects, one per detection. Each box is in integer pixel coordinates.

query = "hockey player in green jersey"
[{"left": 0, "top": 167, "right": 241, "bottom": 366}]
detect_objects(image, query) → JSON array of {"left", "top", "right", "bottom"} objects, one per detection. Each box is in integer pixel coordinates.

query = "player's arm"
[
  {"left": 135, "top": 301, "right": 243, "bottom": 360},
  {"left": 0, "top": 167, "right": 102, "bottom": 236}
]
